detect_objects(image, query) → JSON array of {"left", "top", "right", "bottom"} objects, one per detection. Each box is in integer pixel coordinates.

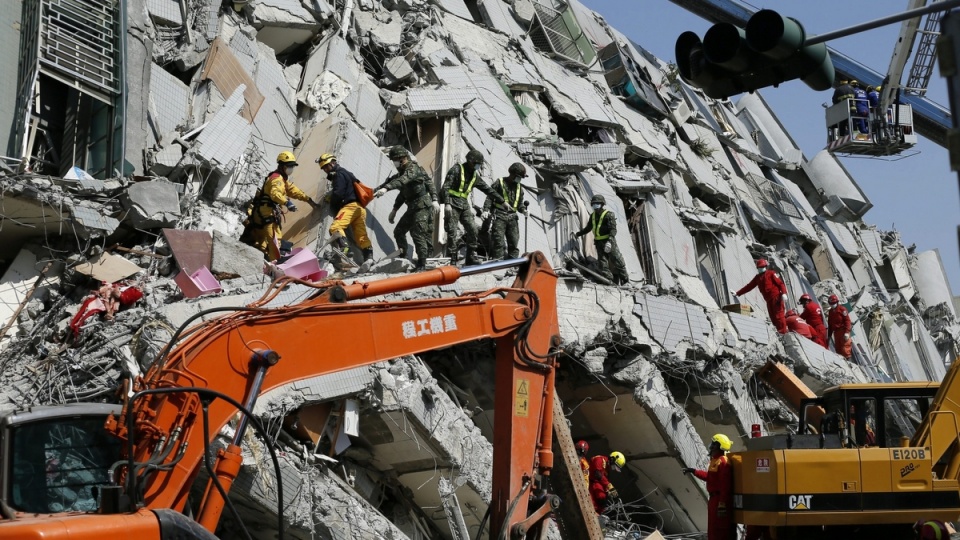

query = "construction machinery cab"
[
  {"left": 796, "top": 384, "right": 936, "bottom": 449},
  {"left": 0, "top": 404, "right": 122, "bottom": 515}
]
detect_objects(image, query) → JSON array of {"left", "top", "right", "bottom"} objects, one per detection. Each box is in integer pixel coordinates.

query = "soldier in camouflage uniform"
[
  {"left": 439, "top": 149, "right": 503, "bottom": 265},
  {"left": 574, "top": 194, "right": 629, "bottom": 285},
  {"left": 375, "top": 146, "right": 439, "bottom": 271},
  {"left": 482, "top": 162, "right": 528, "bottom": 260}
]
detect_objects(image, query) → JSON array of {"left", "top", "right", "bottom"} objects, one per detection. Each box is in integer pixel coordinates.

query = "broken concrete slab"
[
  {"left": 74, "top": 253, "right": 144, "bottom": 284},
  {"left": 211, "top": 231, "right": 265, "bottom": 279},
  {"left": 121, "top": 179, "right": 182, "bottom": 229}
]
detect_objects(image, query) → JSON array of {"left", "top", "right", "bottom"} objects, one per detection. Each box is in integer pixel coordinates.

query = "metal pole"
[
  {"left": 805, "top": 0, "right": 960, "bottom": 46},
  {"left": 523, "top": 200, "right": 530, "bottom": 254}
]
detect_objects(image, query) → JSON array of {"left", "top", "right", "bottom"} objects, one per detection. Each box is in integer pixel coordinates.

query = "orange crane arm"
[{"left": 106, "top": 253, "right": 560, "bottom": 538}]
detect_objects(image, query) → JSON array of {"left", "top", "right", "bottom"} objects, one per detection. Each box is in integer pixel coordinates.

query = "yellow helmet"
[
  {"left": 712, "top": 433, "right": 733, "bottom": 451},
  {"left": 609, "top": 451, "right": 626, "bottom": 469},
  {"left": 318, "top": 153, "right": 336, "bottom": 168},
  {"left": 277, "top": 151, "right": 298, "bottom": 165}
]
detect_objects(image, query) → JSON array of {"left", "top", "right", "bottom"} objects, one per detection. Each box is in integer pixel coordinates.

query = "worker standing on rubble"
[
  {"left": 589, "top": 451, "right": 625, "bottom": 514},
  {"left": 785, "top": 310, "right": 815, "bottom": 341},
  {"left": 576, "top": 440, "right": 590, "bottom": 488},
  {"left": 574, "top": 194, "right": 629, "bottom": 285},
  {"left": 319, "top": 153, "right": 373, "bottom": 263},
  {"left": 374, "top": 146, "right": 439, "bottom": 271},
  {"left": 798, "top": 293, "right": 828, "bottom": 348},
  {"left": 682, "top": 434, "right": 736, "bottom": 540},
  {"left": 246, "top": 151, "right": 318, "bottom": 261},
  {"left": 439, "top": 149, "right": 503, "bottom": 265},
  {"left": 828, "top": 294, "right": 853, "bottom": 359},
  {"left": 734, "top": 259, "right": 788, "bottom": 334},
  {"left": 483, "top": 163, "right": 527, "bottom": 260}
]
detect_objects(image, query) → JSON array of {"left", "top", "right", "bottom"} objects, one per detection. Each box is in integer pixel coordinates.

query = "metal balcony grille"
[
  {"left": 528, "top": 1, "right": 587, "bottom": 67},
  {"left": 39, "top": 0, "right": 119, "bottom": 100}
]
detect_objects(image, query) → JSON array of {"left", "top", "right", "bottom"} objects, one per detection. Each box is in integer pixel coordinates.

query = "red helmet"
[
  {"left": 755, "top": 259, "right": 768, "bottom": 269},
  {"left": 828, "top": 294, "right": 839, "bottom": 305},
  {"left": 799, "top": 293, "right": 811, "bottom": 303},
  {"left": 576, "top": 440, "right": 589, "bottom": 455}
]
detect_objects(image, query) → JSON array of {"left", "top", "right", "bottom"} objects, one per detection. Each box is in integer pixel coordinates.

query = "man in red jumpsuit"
[
  {"left": 785, "top": 310, "right": 815, "bottom": 341},
  {"left": 827, "top": 294, "right": 852, "bottom": 359},
  {"left": 798, "top": 293, "right": 828, "bottom": 347},
  {"left": 683, "top": 434, "right": 736, "bottom": 540},
  {"left": 576, "top": 440, "right": 590, "bottom": 488},
  {"left": 734, "top": 259, "right": 788, "bottom": 334},
  {"left": 588, "top": 451, "right": 624, "bottom": 514}
]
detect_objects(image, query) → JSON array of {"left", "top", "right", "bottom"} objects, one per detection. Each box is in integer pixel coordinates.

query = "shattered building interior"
[{"left": 0, "top": 0, "right": 958, "bottom": 538}]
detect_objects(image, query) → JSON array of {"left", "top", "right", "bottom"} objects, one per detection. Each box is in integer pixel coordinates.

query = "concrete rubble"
[{"left": 0, "top": 0, "right": 958, "bottom": 539}]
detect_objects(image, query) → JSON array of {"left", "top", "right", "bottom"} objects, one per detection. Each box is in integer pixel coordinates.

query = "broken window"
[
  {"left": 626, "top": 197, "right": 656, "bottom": 282},
  {"left": 599, "top": 42, "right": 668, "bottom": 119},
  {"left": 527, "top": 0, "right": 597, "bottom": 68},
  {"left": 14, "top": 0, "right": 123, "bottom": 177},
  {"left": 693, "top": 230, "right": 726, "bottom": 306}
]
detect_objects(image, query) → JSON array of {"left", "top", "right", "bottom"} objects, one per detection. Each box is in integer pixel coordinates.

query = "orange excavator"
[{"left": 0, "top": 252, "right": 562, "bottom": 539}]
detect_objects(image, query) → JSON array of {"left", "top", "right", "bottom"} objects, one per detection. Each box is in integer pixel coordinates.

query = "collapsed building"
[{"left": 0, "top": 0, "right": 958, "bottom": 538}]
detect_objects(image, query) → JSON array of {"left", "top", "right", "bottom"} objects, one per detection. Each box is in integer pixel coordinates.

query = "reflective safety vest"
[
  {"left": 591, "top": 210, "right": 610, "bottom": 240},
  {"left": 499, "top": 178, "right": 521, "bottom": 210},
  {"left": 448, "top": 165, "right": 477, "bottom": 198}
]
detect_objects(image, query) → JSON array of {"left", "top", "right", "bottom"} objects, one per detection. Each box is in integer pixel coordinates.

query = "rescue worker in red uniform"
[
  {"left": 576, "top": 440, "right": 590, "bottom": 488},
  {"left": 827, "top": 294, "right": 853, "bottom": 359},
  {"left": 914, "top": 519, "right": 948, "bottom": 540},
  {"left": 785, "top": 310, "right": 815, "bottom": 341},
  {"left": 798, "top": 293, "right": 828, "bottom": 348},
  {"left": 683, "top": 434, "right": 736, "bottom": 540},
  {"left": 734, "top": 259, "right": 788, "bottom": 334},
  {"left": 588, "top": 451, "right": 624, "bottom": 514}
]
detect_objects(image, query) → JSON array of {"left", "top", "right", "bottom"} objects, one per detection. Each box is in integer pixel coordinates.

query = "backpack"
[{"left": 354, "top": 180, "right": 374, "bottom": 208}]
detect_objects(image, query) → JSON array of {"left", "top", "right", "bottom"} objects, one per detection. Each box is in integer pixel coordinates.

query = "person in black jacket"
[{"left": 320, "top": 153, "right": 373, "bottom": 262}]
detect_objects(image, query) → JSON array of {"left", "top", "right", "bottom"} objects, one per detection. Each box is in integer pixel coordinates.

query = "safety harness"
[
  {"left": 591, "top": 210, "right": 610, "bottom": 240},
  {"left": 447, "top": 164, "right": 477, "bottom": 198}
]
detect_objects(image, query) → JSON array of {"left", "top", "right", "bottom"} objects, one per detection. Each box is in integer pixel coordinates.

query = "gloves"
[
  {"left": 781, "top": 293, "right": 788, "bottom": 304},
  {"left": 606, "top": 486, "right": 619, "bottom": 499},
  {"left": 730, "top": 289, "right": 739, "bottom": 299},
  {"left": 285, "top": 200, "right": 298, "bottom": 212},
  {"left": 444, "top": 204, "right": 452, "bottom": 217},
  {"left": 480, "top": 211, "right": 490, "bottom": 220},
  {"left": 432, "top": 201, "right": 440, "bottom": 213},
  {"left": 844, "top": 332, "right": 850, "bottom": 339},
  {"left": 388, "top": 208, "right": 398, "bottom": 224},
  {"left": 374, "top": 188, "right": 387, "bottom": 198},
  {"left": 323, "top": 192, "right": 332, "bottom": 203},
  {"left": 603, "top": 242, "right": 612, "bottom": 254},
  {"left": 681, "top": 467, "right": 695, "bottom": 474}
]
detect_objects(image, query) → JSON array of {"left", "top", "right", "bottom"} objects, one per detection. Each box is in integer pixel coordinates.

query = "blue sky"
[{"left": 584, "top": 0, "right": 960, "bottom": 292}]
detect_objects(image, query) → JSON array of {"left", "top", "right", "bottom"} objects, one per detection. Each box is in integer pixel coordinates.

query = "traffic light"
[{"left": 675, "top": 9, "right": 834, "bottom": 100}]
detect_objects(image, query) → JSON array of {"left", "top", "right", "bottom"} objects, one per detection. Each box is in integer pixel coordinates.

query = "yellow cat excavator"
[{"left": 737, "top": 360, "right": 957, "bottom": 538}]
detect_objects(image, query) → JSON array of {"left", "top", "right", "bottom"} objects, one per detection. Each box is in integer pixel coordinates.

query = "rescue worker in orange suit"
[
  {"left": 798, "top": 293, "right": 828, "bottom": 348},
  {"left": 682, "top": 434, "right": 736, "bottom": 540},
  {"left": 914, "top": 519, "right": 948, "bottom": 540},
  {"left": 734, "top": 259, "right": 788, "bottom": 334},
  {"left": 828, "top": 294, "right": 853, "bottom": 359},
  {"left": 319, "top": 153, "right": 373, "bottom": 262},
  {"left": 247, "top": 151, "right": 318, "bottom": 261},
  {"left": 785, "top": 310, "right": 815, "bottom": 341},
  {"left": 576, "top": 440, "right": 590, "bottom": 488},
  {"left": 588, "top": 451, "right": 625, "bottom": 514}
]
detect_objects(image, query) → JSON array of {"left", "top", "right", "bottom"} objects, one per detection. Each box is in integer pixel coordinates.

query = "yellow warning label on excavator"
[{"left": 515, "top": 378, "right": 529, "bottom": 417}]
